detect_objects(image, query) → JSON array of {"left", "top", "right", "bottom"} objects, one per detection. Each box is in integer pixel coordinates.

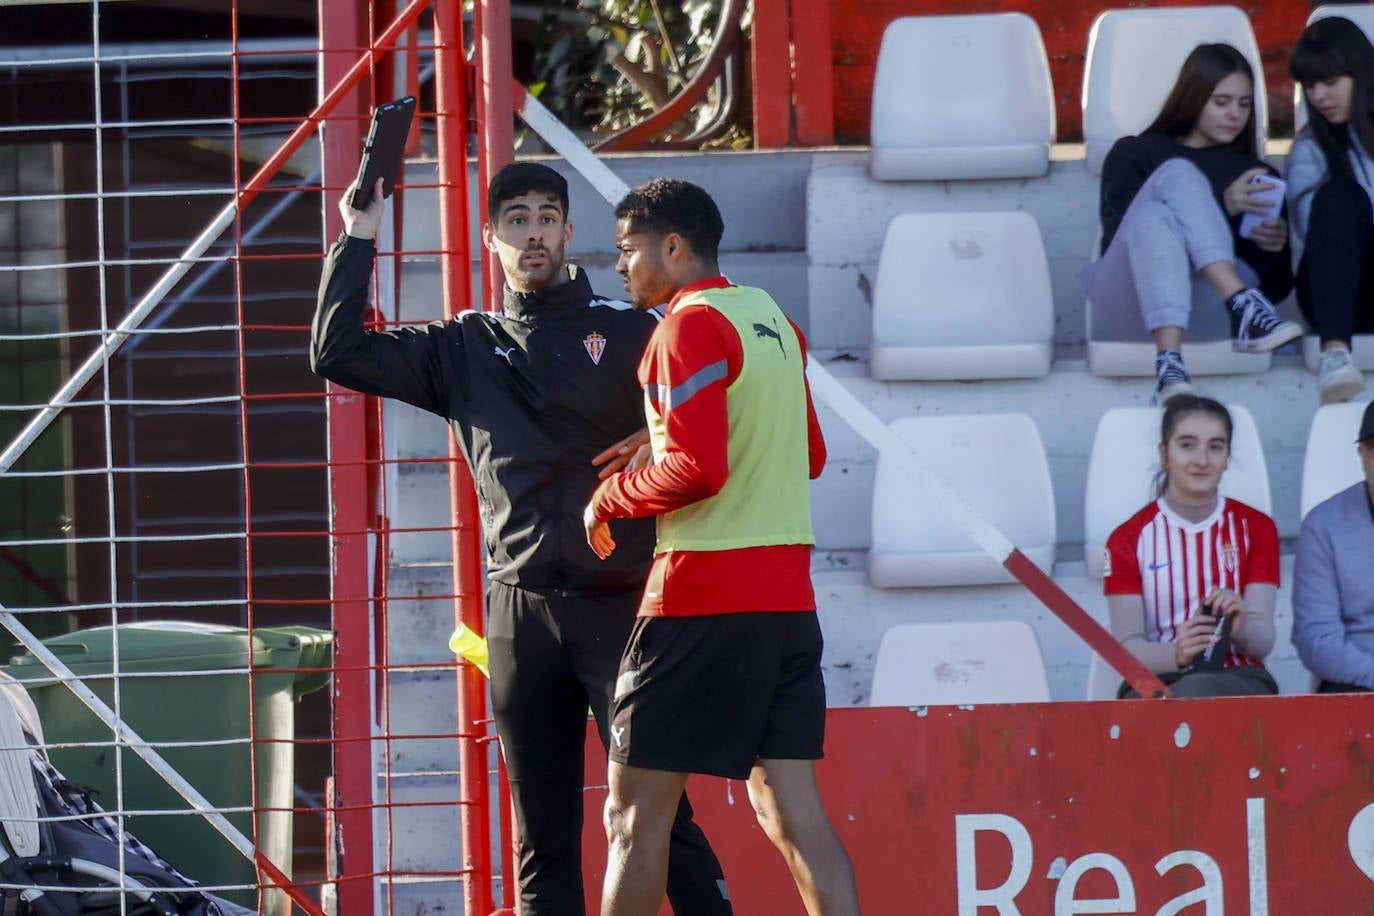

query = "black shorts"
[{"left": 608, "top": 610, "right": 826, "bottom": 780}]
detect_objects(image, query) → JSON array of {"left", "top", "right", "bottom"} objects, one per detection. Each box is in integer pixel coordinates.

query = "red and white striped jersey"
[{"left": 1104, "top": 497, "right": 1280, "bottom": 667}]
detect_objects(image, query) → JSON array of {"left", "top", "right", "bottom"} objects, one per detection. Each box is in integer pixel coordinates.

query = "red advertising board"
[{"left": 582, "top": 695, "right": 1374, "bottom": 913}]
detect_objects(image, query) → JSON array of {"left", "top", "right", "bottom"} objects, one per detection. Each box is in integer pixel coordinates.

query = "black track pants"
[
  {"left": 1296, "top": 174, "right": 1374, "bottom": 345},
  {"left": 486, "top": 581, "right": 732, "bottom": 915}
]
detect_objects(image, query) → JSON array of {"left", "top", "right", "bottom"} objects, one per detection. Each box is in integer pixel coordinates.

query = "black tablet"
[{"left": 350, "top": 95, "right": 417, "bottom": 210}]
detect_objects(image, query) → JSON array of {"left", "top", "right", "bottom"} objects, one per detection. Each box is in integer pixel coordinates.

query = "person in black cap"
[
  {"left": 1292, "top": 400, "right": 1374, "bottom": 692},
  {"left": 311, "top": 162, "right": 732, "bottom": 915}
]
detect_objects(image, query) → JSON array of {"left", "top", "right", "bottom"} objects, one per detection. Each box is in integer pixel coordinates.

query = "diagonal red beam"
[{"left": 238, "top": 0, "right": 433, "bottom": 208}]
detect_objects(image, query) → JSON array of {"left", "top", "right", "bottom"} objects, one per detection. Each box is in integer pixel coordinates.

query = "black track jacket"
[{"left": 311, "top": 235, "right": 657, "bottom": 594}]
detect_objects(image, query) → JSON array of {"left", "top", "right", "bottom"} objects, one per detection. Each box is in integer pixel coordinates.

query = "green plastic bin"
[{"left": 3, "top": 620, "right": 333, "bottom": 914}]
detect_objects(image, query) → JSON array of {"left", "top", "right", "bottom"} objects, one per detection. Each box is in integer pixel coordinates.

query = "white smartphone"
[{"left": 1239, "top": 174, "right": 1286, "bottom": 239}]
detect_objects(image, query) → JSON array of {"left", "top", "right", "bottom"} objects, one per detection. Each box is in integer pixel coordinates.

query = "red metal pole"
[
  {"left": 477, "top": 0, "right": 515, "bottom": 310},
  {"left": 245, "top": 0, "right": 432, "bottom": 206},
  {"left": 319, "top": 0, "right": 376, "bottom": 912},
  {"left": 751, "top": 0, "right": 792, "bottom": 147},
  {"left": 478, "top": 5, "right": 517, "bottom": 905},
  {"left": 435, "top": 1, "right": 495, "bottom": 913},
  {"left": 790, "top": 0, "right": 835, "bottom": 146}
]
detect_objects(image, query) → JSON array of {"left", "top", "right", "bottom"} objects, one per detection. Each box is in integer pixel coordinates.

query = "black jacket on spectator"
[{"left": 1099, "top": 132, "right": 1294, "bottom": 303}]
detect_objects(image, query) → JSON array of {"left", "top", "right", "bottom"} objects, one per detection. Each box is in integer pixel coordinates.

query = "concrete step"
[
  {"left": 383, "top": 456, "right": 457, "bottom": 565},
  {"left": 377, "top": 564, "right": 486, "bottom": 775},
  {"left": 368, "top": 767, "right": 515, "bottom": 914},
  {"left": 383, "top": 564, "right": 461, "bottom": 657},
  {"left": 370, "top": 877, "right": 465, "bottom": 916},
  {"left": 380, "top": 662, "right": 460, "bottom": 774},
  {"left": 372, "top": 770, "right": 465, "bottom": 874},
  {"left": 808, "top": 351, "right": 1318, "bottom": 554}
]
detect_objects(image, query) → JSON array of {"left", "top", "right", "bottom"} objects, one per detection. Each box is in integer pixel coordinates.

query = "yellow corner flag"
[{"left": 448, "top": 622, "right": 490, "bottom": 678}]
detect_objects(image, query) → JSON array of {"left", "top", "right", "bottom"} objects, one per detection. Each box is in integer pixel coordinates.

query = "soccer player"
[
  {"left": 584, "top": 178, "right": 861, "bottom": 916},
  {"left": 312, "top": 163, "right": 731, "bottom": 915}
]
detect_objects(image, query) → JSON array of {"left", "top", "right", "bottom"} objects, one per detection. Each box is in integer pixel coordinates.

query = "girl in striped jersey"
[{"left": 1104, "top": 395, "right": 1280, "bottom": 697}]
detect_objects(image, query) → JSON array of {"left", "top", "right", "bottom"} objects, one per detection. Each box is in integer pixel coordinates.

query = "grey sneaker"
[
  {"left": 1227, "top": 288, "right": 1303, "bottom": 354},
  {"left": 1151, "top": 350, "right": 1196, "bottom": 406},
  {"left": 1316, "top": 346, "right": 1365, "bottom": 404}
]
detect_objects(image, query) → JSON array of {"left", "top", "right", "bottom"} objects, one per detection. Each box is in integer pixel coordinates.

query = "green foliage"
[{"left": 523, "top": 0, "right": 742, "bottom": 143}]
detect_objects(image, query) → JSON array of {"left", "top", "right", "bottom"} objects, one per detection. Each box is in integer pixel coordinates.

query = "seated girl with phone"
[
  {"left": 1084, "top": 43, "right": 1299, "bottom": 406},
  {"left": 1103, "top": 395, "right": 1280, "bottom": 698}
]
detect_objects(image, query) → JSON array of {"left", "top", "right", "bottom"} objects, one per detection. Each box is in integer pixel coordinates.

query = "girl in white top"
[
  {"left": 1286, "top": 17, "right": 1374, "bottom": 403},
  {"left": 1103, "top": 394, "right": 1279, "bottom": 698}
]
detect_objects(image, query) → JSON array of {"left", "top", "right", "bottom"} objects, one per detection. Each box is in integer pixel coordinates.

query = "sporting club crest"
[{"left": 583, "top": 332, "right": 606, "bottom": 364}]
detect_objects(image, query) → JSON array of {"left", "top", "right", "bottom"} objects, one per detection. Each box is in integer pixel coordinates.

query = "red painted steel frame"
[
  {"left": 1004, "top": 549, "right": 1169, "bottom": 699},
  {"left": 311, "top": 0, "right": 439, "bottom": 912},
  {"left": 752, "top": 0, "right": 792, "bottom": 148},
  {"left": 434, "top": 0, "right": 495, "bottom": 912},
  {"left": 478, "top": 0, "right": 515, "bottom": 310},
  {"left": 791, "top": 0, "right": 835, "bottom": 146},
  {"left": 752, "top": 0, "right": 836, "bottom": 148},
  {"left": 318, "top": 0, "right": 376, "bottom": 912},
  {"left": 477, "top": 1, "right": 519, "bottom": 907}
]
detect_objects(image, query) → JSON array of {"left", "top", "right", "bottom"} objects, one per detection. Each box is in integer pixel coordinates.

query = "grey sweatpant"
[{"left": 1085, "top": 157, "right": 1257, "bottom": 341}]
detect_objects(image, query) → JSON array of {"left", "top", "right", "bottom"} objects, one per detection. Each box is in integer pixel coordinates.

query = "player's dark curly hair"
[
  {"left": 488, "top": 161, "right": 569, "bottom": 219},
  {"left": 614, "top": 178, "right": 723, "bottom": 264}
]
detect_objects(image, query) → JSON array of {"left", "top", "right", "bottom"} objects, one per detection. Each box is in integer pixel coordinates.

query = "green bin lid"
[{"left": 7, "top": 621, "right": 272, "bottom": 674}]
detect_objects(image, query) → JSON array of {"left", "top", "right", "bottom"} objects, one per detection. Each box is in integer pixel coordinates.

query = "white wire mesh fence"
[{"left": 2, "top": 6, "right": 336, "bottom": 911}]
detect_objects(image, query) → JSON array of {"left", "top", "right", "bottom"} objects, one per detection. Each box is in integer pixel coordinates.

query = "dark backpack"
[{"left": 0, "top": 679, "right": 253, "bottom": 916}]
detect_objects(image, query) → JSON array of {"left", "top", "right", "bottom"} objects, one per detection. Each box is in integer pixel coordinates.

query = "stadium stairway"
[{"left": 374, "top": 146, "right": 1322, "bottom": 910}]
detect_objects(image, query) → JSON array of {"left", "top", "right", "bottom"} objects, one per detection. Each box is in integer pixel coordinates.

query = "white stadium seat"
[
  {"left": 1294, "top": 8, "right": 1374, "bottom": 133},
  {"left": 869, "top": 13, "right": 1055, "bottom": 181},
  {"left": 1301, "top": 335, "right": 1374, "bottom": 375},
  {"left": 1085, "top": 652, "right": 1123, "bottom": 701},
  {"left": 1083, "top": 228, "right": 1272, "bottom": 378},
  {"left": 869, "top": 621, "right": 1052, "bottom": 706},
  {"left": 869, "top": 413, "right": 1056, "bottom": 588},
  {"left": 1082, "top": 6, "right": 1267, "bottom": 175},
  {"left": 1299, "top": 401, "right": 1369, "bottom": 520},
  {"left": 871, "top": 211, "right": 1053, "bottom": 381},
  {"left": 1082, "top": 404, "right": 1271, "bottom": 578}
]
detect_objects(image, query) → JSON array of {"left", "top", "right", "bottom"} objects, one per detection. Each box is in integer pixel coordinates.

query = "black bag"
[{"left": 0, "top": 677, "right": 253, "bottom": 916}]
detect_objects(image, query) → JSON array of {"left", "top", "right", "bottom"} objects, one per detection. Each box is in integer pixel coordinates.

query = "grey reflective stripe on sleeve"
[{"left": 655, "top": 359, "right": 729, "bottom": 410}]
